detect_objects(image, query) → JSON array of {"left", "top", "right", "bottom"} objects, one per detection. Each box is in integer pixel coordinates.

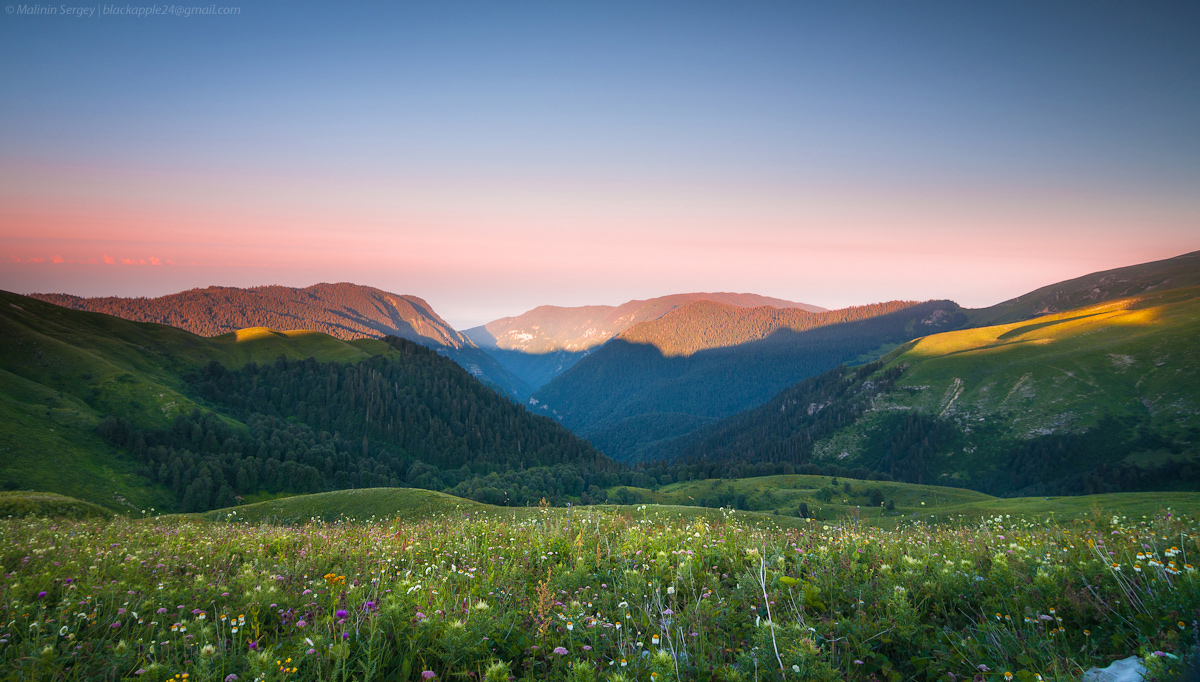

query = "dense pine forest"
[{"left": 96, "top": 338, "right": 623, "bottom": 511}]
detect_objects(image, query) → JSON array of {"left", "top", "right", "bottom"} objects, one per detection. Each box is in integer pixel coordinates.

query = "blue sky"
[{"left": 2, "top": 1, "right": 1198, "bottom": 326}]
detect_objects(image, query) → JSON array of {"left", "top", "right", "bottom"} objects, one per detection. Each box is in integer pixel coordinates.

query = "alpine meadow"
[{"left": 2, "top": 2, "right": 1199, "bottom": 681}]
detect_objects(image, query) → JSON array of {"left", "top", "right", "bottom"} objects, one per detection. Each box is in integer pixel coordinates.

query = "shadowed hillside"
[
  {"left": 534, "top": 299, "right": 965, "bottom": 460},
  {"left": 464, "top": 292, "right": 824, "bottom": 388}
]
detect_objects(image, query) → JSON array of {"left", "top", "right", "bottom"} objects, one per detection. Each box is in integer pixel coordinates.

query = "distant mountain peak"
[
  {"left": 462, "top": 292, "right": 824, "bottom": 388},
  {"left": 33, "top": 282, "right": 470, "bottom": 348},
  {"left": 31, "top": 282, "right": 534, "bottom": 399}
]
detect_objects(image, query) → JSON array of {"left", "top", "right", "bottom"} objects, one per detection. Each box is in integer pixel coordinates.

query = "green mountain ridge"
[
  {"left": 668, "top": 284, "right": 1200, "bottom": 496},
  {"left": 0, "top": 291, "right": 613, "bottom": 513},
  {"left": 967, "top": 249, "right": 1200, "bottom": 326}
]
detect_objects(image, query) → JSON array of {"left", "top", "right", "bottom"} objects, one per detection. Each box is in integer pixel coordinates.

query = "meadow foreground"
[{"left": 0, "top": 506, "right": 1196, "bottom": 681}]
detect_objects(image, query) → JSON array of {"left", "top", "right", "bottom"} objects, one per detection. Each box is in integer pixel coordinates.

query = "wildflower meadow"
[{"left": 1, "top": 506, "right": 1196, "bottom": 681}]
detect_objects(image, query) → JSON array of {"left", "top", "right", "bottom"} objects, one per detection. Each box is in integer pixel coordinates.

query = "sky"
[{"left": 2, "top": 1, "right": 1198, "bottom": 329}]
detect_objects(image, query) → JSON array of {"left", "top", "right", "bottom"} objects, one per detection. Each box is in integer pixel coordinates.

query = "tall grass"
[{"left": 0, "top": 507, "right": 1195, "bottom": 681}]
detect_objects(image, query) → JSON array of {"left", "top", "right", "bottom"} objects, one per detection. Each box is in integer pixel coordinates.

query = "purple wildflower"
[
  {"left": 336, "top": 609, "right": 348, "bottom": 619},
  {"left": 224, "top": 676, "right": 239, "bottom": 682},
  {"left": 421, "top": 672, "right": 436, "bottom": 680},
  {"left": 553, "top": 646, "right": 569, "bottom": 655},
  {"left": 37, "top": 591, "right": 47, "bottom": 598},
  {"left": 296, "top": 620, "right": 307, "bottom": 628}
]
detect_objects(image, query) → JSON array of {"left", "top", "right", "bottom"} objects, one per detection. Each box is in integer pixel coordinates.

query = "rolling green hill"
[
  {"left": 672, "top": 285, "right": 1200, "bottom": 496},
  {"left": 193, "top": 479, "right": 1200, "bottom": 529},
  {"left": 0, "top": 491, "right": 116, "bottom": 519},
  {"left": 0, "top": 291, "right": 614, "bottom": 513}
]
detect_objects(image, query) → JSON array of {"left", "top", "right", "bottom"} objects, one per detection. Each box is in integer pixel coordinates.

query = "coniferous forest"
[{"left": 96, "top": 338, "right": 621, "bottom": 511}]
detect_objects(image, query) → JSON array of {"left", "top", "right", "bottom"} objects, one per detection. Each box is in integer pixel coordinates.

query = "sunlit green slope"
[
  {"left": 676, "top": 286, "right": 1200, "bottom": 495},
  {"left": 879, "top": 285, "right": 1200, "bottom": 440}
]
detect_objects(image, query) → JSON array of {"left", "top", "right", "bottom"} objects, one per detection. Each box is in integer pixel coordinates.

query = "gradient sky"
[{"left": 2, "top": 1, "right": 1198, "bottom": 328}]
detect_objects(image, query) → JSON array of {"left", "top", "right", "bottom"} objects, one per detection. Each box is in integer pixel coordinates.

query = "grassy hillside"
[
  {"left": 0, "top": 491, "right": 116, "bottom": 518},
  {"left": 199, "top": 487, "right": 499, "bottom": 524},
  {"left": 535, "top": 300, "right": 965, "bottom": 461},
  {"left": 607, "top": 474, "right": 1200, "bottom": 525},
  {"left": 192, "top": 479, "right": 1200, "bottom": 532},
  {"left": 0, "top": 291, "right": 609, "bottom": 513},
  {"left": 968, "top": 249, "right": 1200, "bottom": 326},
  {"left": 674, "top": 286, "right": 1200, "bottom": 496}
]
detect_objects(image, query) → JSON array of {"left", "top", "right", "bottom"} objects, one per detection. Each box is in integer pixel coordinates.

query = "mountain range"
[
  {"left": 532, "top": 298, "right": 965, "bottom": 460},
  {"left": 463, "top": 292, "right": 823, "bottom": 388},
  {"left": 33, "top": 284, "right": 532, "bottom": 400},
  {"left": 7, "top": 249, "right": 1198, "bottom": 508}
]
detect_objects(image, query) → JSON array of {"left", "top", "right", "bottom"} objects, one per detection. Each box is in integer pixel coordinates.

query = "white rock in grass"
[{"left": 1079, "top": 656, "right": 1147, "bottom": 682}]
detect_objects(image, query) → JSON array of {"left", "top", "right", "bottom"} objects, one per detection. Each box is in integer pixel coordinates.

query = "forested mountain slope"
[
  {"left": 671, "top": 285, "right": 1200, "bottom": 496},
  {"left": 0, "top": 291, "right": 614, "bottom": 512}
]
